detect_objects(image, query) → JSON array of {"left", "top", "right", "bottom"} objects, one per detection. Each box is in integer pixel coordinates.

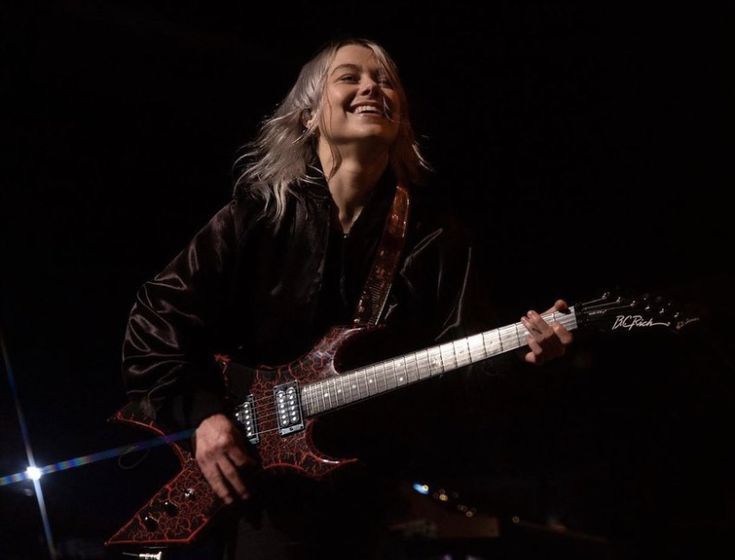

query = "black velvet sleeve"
[{"left": 121, "top": 199, "right": 244, "bottom": 431}]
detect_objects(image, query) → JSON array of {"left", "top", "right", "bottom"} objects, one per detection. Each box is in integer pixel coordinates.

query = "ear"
[{"left": 301, "top": 108, "right": 314, "bottom": 129}]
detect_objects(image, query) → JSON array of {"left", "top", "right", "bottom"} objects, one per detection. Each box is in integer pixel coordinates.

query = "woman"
[{"left": 122, "top": 38, "right": 572, "bottom": 559}]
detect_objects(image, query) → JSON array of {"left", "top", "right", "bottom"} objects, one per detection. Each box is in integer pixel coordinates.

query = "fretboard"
[{"left": 300, "top": 308, "right": 578, "bottom": 416}]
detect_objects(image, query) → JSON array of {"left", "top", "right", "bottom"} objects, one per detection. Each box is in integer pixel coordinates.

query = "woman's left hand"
[{"left": 520, "top": 299, "right": 574, "bottom": 365}]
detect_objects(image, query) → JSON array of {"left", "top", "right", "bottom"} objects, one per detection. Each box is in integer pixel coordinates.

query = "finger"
[
  {"left": 525, "top": 335, "right": 544, "bottom": 364},
  {"left": 228, "top": 445, "right": 255, "bottom": 469},
  {"left": 543, "top": 299, "right": 570, "bottom": 315},
  {"left": 522, "top": 312, "right": 551, "bottom": 339},
  {"left": 552, "top": 322, "right": 574, "bottom": 345},
  {"left": 217, "top": 456, "right": 249, "bottom": 499},
  {"left": 199, "top": 460, "right": 234, "bottom": 504}
]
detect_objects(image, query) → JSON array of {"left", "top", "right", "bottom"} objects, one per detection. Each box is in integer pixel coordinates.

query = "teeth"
[{"left": 354, "top": 106, "right": 382, "bottom": 114}]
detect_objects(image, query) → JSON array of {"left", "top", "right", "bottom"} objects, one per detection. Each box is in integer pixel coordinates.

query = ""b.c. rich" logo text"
[{"left": 612, "top": 315, "right": 670, "bottom": 331}]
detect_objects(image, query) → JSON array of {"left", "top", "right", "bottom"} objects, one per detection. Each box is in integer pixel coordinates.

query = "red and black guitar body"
[{"left": 106, "top": 324, "right": 372, "bottom": 547}]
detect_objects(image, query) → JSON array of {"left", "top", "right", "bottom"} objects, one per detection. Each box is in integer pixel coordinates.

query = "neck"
[{"left": 317, "top": 145, "right": 390, "bottom": 234}]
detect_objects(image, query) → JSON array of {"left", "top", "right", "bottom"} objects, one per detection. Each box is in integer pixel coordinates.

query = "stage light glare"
[{"left": 26, "top": 466, "right": 42, "bottom": 481}]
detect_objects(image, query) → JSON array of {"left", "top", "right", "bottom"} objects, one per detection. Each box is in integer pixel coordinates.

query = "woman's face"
[{"left": 316, "top": 44, "right": 401, "bottom": 152}]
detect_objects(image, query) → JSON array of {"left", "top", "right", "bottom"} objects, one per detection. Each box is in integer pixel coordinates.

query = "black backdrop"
[{"left": 2, "top": 2, "right": 733, "bottom": 558}]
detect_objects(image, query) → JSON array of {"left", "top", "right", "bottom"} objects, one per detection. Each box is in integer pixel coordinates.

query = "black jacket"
[{"left": 121, "top": 168, "right": 498, "bottom": 452}]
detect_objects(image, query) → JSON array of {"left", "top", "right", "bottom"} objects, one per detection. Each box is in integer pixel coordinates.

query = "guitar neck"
[{"left": 301, "top": 308, "right": 578, "bottom": 416}]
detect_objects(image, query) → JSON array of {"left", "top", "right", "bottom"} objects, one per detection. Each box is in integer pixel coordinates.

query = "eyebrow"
[
  {"left": 330, "top": 63, "right": 361, "bottom": 76},
  {"left": 330, "top": 63, "right": 388, "bottom": 77}
]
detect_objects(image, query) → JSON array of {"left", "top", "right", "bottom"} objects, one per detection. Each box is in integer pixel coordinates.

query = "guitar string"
[
  {"left": 229, "top": 298, "right": 665, "bottom": 439},
  {"left": 231, "top": 312, "right": 574, "bottom": 417},
  {"left": 252, "top": 298, "right": 678, "bottom": 434},
  {"left": 235, "top": 313, "right": 578, "bottom": 428},
  {"left": 238, "top": 314, "right": 580, "bottom": 435}
]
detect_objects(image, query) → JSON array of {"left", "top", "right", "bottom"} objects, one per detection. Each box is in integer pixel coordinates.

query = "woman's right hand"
[{"left": 194, "top": 413, "right": 257, "bottom": 504}]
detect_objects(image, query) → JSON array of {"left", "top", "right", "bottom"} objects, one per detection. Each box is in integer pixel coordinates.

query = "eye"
[
  {"left": 338, "top": 74, "right": 358, "bottom": 82},
  {"left": 376, "top": 75, "right": 394, "bottom": 88}
]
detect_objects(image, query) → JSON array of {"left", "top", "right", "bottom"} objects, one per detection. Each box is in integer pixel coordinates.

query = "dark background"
[{"left": 2, "top": 1, "right": 733, "bottom": 558}]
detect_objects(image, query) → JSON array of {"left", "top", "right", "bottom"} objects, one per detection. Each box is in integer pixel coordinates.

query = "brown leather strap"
[{"left": 352, "top": 184, "right": 411, "bottom": 326}]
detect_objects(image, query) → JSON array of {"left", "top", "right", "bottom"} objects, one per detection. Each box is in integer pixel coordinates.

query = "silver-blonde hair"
[{"left": 233, "top": 38, "right": 432, "bottom": 224}]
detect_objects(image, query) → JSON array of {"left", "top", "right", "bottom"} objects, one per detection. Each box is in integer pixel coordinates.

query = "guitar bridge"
[
  {"left": 273, "top": 382, "right": 304, "bottom": 436},
  {"left": 233, "top": 395, "right": 259, "bottom": 445}
]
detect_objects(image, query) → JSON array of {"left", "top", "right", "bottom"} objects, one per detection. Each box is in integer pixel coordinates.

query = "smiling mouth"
[
  {"left": 352, "top": 105, "right": 385, "bottom": 117},
  {"left": 350, "top": 104, "right": 390, "bottom": 118}
]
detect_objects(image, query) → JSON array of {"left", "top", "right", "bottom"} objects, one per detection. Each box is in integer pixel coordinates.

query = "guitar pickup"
[
  {"left": 274, "top": 382, "right": 304, "bottom": 436},
  {"left": 233, "top": 395, "right": 259, "bottom": 445}
]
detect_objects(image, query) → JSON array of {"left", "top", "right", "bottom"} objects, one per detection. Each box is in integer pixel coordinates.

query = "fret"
[
  {"left": 357, "top": 369, "right": 367, "bottom": 398},
  {"left": 451, "top": 341, "right": 461, "bottom": 368},
  {"left": 310, "top": 385, "right": 321, "bottom": 414},
  {"left": 366, "top": 365, "right": 376, "bottom": 396},
  {"left": 426, "top": 346, "right": 441, "bottom": 376},
  {"left": 450, "top": 341, "right": 460, "bottom": 369},
  {"left": 325, "top": 380, "right": 334, "bottom": 409},
  {"left": 348, "top": 376, "right": 358, "bottom": 403},
  {"left": 334, "top": 378, "right": 344, "bottom": 406},
  {"left": 437, "top": 346, "right": 446, "bottom": 375},
  {"left": 500, "top": 325, "right": 513, "bottom": 351},
  {"left": 512, "top": 322, "right": 520, "bottom": 349},
  {"left": 388, "top": 358, "right": 398, "bottom": 389},
  {"left": 330, "top": 378, "right": 340, "bottom": 406},
  {"left": 418, "top": 349, "right": 431, "bottom": 379},
  {"left": 374, "top": 362, "right": 385, "bottom": 394},
  {"left": 495, "top": 328, "right": 504, "bottom": 353},
  {"left": 403, "top": 354, "right": 413, "bottom": 384},
  {"left": 316, "top": 382, "right": 325, "bottom": 413},
  {"left": 439, "top": 344, "right": 457, "bottom": 370},
  {"left": 397, "top": 356, "right": 408, "bottom": 385},
  {"left": 408, "top": 352, "right": 418, "bottom": 382},
  {"left": 301, "top": 385, "right": 312, "bottom": 416},
  {"left": 454, "top": 340, "right": 469, "bottom": 368},
  {"left": 410, "top": 352, "right": 420, "bottom": 383}
]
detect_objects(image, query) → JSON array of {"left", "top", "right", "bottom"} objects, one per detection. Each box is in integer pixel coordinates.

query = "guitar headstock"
[{"left": 575, "top": 291, "right": 700, "bottom": 334}]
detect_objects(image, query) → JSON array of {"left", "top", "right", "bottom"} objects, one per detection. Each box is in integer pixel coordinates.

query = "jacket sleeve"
[{"left": 121, "top": 199, "right": 244, "bottom": 431}]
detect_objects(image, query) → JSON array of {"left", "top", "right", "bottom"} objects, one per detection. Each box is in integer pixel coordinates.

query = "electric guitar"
[{"left": 106, "top": 292, "right": 698, "bottom": 547}]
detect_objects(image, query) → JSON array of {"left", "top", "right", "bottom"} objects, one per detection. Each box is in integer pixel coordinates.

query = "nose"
[{"left": 359, "top": 76, "right": 380, "bottom": 97}]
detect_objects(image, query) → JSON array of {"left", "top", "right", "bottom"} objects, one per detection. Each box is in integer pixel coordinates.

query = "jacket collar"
[{"left": 300, "top": 159, "right": 397, "bottom": 204}]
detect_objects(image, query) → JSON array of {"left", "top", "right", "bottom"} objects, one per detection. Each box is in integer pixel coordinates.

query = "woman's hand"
[
  {"left": 520, "top": 299, "right": 574, "bottom": 365},
  {"left": 194, "top": 413, "right": 257, "bottom": 504}
]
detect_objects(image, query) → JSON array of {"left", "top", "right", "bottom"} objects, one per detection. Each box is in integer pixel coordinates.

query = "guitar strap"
[{"left": 351, "top": 183, "right": 411, "bottom": 326}]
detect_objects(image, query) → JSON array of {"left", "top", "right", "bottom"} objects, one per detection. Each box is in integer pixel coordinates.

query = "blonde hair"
[{"left": 233, "top": 38, "right": 431, "bottom": 224}]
